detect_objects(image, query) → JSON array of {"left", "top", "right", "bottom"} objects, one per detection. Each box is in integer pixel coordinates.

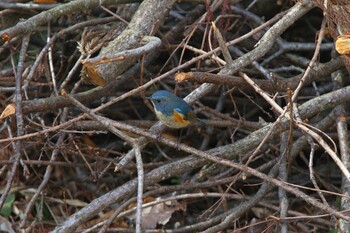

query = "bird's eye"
[{"left": 156, "top": 99, "right": 161, "bottom": 103}]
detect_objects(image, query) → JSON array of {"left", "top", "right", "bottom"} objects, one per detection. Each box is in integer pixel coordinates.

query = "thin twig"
[
  {"left": 0, "top": 35, "right": 30, "bottom": 209},
  {"left": 239, "top": 71, "right": 350, "bottom": 183}
]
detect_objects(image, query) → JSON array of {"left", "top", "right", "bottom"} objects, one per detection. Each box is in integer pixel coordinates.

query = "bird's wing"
[{"left": 174, "top": 107, "right": 187, "bottom": 115}]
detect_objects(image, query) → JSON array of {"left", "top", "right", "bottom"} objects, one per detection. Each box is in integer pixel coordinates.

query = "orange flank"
[{"left": 173, "top": 110, "right": 189, "bottom": 125}]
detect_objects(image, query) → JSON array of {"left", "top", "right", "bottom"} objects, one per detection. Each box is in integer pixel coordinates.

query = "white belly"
[{"left": 155, "top": 109, "right": 189, "bottom": 128}]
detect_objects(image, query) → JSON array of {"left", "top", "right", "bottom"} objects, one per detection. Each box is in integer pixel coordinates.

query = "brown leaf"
[
  {"left": 0, "top": 103, "right": 16, "bottom": 120},
  {"left": 128, "top": 198, "right": 185, "bottom": 229}
]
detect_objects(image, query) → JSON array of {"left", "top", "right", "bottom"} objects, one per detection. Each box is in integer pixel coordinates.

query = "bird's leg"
[{"left": 176, "top": 129, "right": 184, "bottom": 150}]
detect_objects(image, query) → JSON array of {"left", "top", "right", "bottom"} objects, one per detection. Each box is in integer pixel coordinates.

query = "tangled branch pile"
[{"left": 1, "top": 0, "right": 350, "bottom": 232}]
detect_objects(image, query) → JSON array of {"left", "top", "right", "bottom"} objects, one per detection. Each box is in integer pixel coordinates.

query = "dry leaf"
[
  {"left": 80, "top": 62, "right": 107, "bottom": 87},
  {"left": 128, "top": 198, "right": 185, "bottom": 229},
  {"left": 0, "top": 103, "right": 16, "bottom": 119},
  {"left": 64, "top": 199, "right": 88, "bottom": 207}
]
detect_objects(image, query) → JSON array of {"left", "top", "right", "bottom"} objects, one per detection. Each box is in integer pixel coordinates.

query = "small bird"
[{"left": 147, "top": 90, "right": 205, "bottom": 128}]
